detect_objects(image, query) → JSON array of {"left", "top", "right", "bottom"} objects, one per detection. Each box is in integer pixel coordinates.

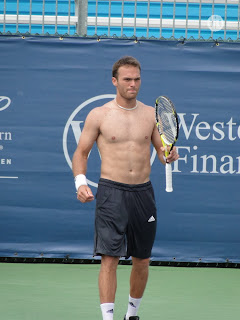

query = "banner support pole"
[{"left": 75, "top": 0, "right": 88, "bottom": 36}]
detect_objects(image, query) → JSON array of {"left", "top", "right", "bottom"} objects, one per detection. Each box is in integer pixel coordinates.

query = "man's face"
[{"left": 112, "top": 65, "right": 141, "bottom": 100}]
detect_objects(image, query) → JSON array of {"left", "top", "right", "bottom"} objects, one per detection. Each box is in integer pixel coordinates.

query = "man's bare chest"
[{"left": 99, "top": 112, "right": 154, "bottom": 143}]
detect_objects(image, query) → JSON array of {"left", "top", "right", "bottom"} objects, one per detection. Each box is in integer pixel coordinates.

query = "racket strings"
[{"left": 157, "top": 103, "right": 177, "bottom": 144}]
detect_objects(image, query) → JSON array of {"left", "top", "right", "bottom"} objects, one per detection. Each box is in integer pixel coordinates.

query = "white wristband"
[{"left": 74, "top": 174, "right": 88, "bottom": 191}]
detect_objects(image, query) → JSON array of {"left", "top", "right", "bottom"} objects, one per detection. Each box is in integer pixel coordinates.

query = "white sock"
[
  {"left": 100, "top": 303, "right": 115, "bottom": 320},
  {"left": 125, "top": 295, "right": 142, "bottom": 319}
]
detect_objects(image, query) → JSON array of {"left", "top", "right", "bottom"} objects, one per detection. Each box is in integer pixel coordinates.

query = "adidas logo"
[
  {"left": 129, "top": 302, "right": 136, "bottom": 308},
  {"left": 148, "top": 216, "right": 155, "bottom": 222},
  {"left": 107, "top": 309, "right": 114, "bottom": 314}
]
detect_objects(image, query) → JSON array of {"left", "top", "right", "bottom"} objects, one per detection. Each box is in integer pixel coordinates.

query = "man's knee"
[
  {"left": 132, "top": 257, "right": 150, "bottom": 266},
  {"left": 101, "top": 255, "right": 119, "bottom": 271},
  {"left": 132, "top": 257, "right": 150, "bottom": 272}
]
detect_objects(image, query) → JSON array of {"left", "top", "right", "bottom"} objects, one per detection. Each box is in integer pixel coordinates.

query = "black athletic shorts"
[{"left": 94, "top": 178, "right": 157, "bottom": 259}]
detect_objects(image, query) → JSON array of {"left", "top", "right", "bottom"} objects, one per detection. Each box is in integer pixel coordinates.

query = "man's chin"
[{"left": 126, "top": 92, "right": 138, "bottom": 99}]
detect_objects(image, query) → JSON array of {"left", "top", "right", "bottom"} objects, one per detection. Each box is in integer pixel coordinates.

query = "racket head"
[{"left": 155, "top": 95, "right": 179, "bottom": 147}]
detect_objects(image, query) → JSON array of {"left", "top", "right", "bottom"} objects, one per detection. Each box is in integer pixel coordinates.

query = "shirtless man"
[{"left": 72, "top": 56, "right": 179, "bottom": 320}]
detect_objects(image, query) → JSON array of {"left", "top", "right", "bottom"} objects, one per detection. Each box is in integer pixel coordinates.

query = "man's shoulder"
[
  {"left": 138, "top": 103, "right": 156, "bottom": 129},
  {"left": 139, "top": 102, "right": 155, "bottom": 115},
  {"left": 88, "top": 101, "right": 112, "bottom": 116},
  {"left": 139, "top": 101, "right": 154, "bottom": 109}
]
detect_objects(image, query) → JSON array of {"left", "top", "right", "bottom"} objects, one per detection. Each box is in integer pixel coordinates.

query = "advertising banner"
[{"left": 0, "top": 36, "right": 239, "bottom": 262}]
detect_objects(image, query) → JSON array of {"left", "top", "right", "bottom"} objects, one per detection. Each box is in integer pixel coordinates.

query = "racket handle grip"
[{"left": 165, "top": 163, "right": 173, "bottom": 192}]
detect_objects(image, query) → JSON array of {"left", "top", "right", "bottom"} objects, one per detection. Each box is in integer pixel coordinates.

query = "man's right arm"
[{"left": 72, "top": 108, "right": 101, "bottom": 202}]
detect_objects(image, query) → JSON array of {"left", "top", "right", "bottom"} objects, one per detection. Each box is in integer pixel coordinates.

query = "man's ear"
[{"left": 112, "top": 77, "right": 117, "bottom": 87}]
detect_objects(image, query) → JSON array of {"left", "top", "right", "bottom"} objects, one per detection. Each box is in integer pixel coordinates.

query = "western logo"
[{"left": 63, "top": 97, "right": 240, "bottom": 183}]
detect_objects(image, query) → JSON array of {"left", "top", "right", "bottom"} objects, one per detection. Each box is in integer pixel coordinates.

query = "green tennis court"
[{"left": 1, "top": 263, "right": 239, "bottom": 320}]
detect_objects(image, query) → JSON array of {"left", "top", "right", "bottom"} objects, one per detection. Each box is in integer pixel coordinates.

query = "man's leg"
[
  {"left": 99, "top": 255, "right": 120, "bottom": 320},
  {"left": 130, "top": 257, "right": 150, "bottom": 298},
  {"left": 125, "top": 257, "right": 150, "bottom": 320}
]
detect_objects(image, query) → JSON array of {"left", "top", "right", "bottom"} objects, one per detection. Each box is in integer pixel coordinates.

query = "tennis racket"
[{"left": 155, "top": 96, "right": 179, "bottom": 192}]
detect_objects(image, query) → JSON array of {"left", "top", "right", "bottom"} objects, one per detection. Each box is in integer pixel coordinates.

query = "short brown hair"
[{"left": 112, "top": 56, "right": 141, "bottom": 78}]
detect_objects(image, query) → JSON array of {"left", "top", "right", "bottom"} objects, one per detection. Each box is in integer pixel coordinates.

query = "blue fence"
[{"left": 0, "top": 0, "right": 239, "bottom": 40}]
